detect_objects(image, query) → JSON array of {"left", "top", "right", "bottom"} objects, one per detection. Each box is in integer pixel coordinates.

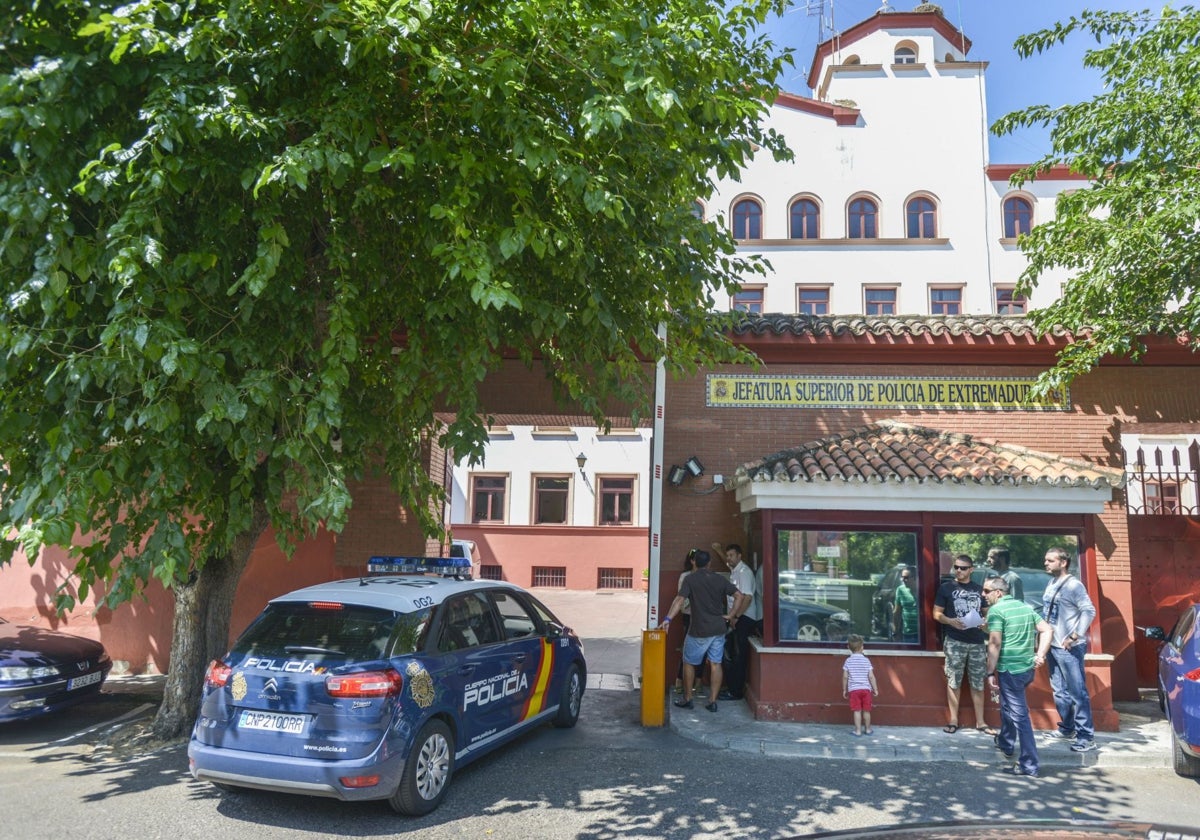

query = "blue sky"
[{"left": 762, "top": 0, "right": 1147, "bottom": 163}]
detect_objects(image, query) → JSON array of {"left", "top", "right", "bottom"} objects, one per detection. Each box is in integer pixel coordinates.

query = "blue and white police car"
[{"left": 187, "top": 556, "right": 586, "bottom": 815}]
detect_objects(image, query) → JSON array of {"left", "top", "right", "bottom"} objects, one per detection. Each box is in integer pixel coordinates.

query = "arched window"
[
  {"left": 691, "top": 201, "right": 705, "bottom": 221},
  {"left": 848, "top": 197, "right": 878, "bottom": 239},
  {"left": 732, "top": 199, "right": 762, "bottom": 239},
  {"left": 906, "top": 196, "right": 937, "bottom": 238},
  {"left": 843, "top": 55, "right": 861, "bottom": 66},
  {"left": 1003, "top": 196, "right": 1033, "bottom": 238},
  {"left": 790, "top": 199, "right": 820, "bottom": 239},
  {"left": 894, "top": 46, "right": 917, "bottom": 65}
]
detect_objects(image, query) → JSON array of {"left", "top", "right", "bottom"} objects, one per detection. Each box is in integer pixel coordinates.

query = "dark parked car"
[
  {"left": 779, "top": 597, "right": 853, "bottom": 642},
  {"left": 0, "top": 617, "right": 113, "bottom": 722},
  {"left": 1142, "top": 604, "right": 1200, "bottom": 778}
]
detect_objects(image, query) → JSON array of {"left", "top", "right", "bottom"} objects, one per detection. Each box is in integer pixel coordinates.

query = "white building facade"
[{"left": 706, "top": 6, "right": 1082, "bottom": 318}]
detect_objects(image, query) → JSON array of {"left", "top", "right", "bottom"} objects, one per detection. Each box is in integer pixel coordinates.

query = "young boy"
[{"left": 842, "top": 634, "right": 879, "bottom": 736}]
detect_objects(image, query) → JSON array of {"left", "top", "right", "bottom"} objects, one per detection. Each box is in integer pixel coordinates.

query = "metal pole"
[{"left": 647, "top": 323, "right": 667, "bottom": 629}]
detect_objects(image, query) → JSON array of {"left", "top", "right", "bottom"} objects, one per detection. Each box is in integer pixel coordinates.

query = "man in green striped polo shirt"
[{"left": 984, "top": 577, "right": 1053, "bottom": 778}]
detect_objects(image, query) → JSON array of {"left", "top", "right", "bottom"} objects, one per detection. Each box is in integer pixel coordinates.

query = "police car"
[{"left": 187, "top": 556, "right": 586, "bottom": 815}]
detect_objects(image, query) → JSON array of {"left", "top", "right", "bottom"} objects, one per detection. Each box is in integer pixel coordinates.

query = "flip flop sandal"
[
  {"left": 943, "top": 724, "right": 960, "bottom": 734},
  {"left": 977, "top": 725, "right": 999, "bottom": 736}
]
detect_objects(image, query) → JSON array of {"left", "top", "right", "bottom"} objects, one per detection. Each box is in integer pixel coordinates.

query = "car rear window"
[{"left": 233, "top": 603, "right": 430, "bottom": 663}]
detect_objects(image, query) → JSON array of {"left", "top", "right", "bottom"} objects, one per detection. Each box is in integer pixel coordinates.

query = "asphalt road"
[{"left": 2, "top": 686, "right": 1199, "bottom": 839}]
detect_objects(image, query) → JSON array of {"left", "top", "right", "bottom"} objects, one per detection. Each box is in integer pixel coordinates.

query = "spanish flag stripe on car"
[{"left": 521, "top": 639, "right": 555, "bottom": 720}]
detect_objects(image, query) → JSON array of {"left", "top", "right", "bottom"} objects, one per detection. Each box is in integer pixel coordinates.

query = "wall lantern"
[
  {"left": 684, "top": 456, "right": 705, "bottom": 477},
  {"left": 576, "top": 452, "right": 588, "bottom": 474},
  {"left": 667, "top": 465, "right": 687, "bottom": 486}
]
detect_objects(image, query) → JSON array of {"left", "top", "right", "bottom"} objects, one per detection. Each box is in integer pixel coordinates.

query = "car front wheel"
[
  {"left": 1171, "top": 726, "right": 1200, "bottom": 778},
  {"left": 553, "top": 664, "right": 583, "bottom": 728},
  {"left": 390, "top": 718, "right": 454, "bottom": 815}
]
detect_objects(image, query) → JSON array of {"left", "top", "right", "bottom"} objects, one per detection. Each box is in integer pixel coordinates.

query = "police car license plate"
[
  {"left": 67, "top": 671, "right": 102, "bottom": 691},
  {"left": 238, "top": 710, "right": 307, "bottom": 734}
]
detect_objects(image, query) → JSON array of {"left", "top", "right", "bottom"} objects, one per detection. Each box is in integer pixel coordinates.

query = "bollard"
[{"left": 640, "top": 627, "right": 667, "bottom": 726}]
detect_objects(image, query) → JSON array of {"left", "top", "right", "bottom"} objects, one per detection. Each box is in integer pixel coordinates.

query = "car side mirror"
[{"left": 1137, "top": 625, "right": 1166, "bottom": 641}]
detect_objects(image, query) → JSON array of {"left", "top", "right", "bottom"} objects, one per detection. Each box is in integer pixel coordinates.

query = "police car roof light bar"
[{"left": 366, "top": 556, "right": 473, "bottom": 578}]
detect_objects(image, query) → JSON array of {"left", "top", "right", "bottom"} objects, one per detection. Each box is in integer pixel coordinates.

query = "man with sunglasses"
[
  {"left": 984, "top": 576, "right": 1053, "bottom": 777},
  {"left": 933, "top": 554, "right": 991, "bottom": 734}
]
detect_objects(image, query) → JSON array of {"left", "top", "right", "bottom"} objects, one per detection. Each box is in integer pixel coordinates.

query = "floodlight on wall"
[
  {"left": 667, "top": 465, "right": 687, "bottom": 486},
  {"left": 684, "top": 456, "right": 705, "bottom": 477}
]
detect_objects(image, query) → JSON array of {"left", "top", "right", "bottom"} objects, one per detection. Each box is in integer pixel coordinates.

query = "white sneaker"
[
  {"left": 1070, "top": 739, "right": 1097, "bottom": 753},
  {"left": 1044, "top": 729, "right": 1075, "bottom": 741}
]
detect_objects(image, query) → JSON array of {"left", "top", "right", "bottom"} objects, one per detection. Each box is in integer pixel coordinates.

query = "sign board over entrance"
[{"left": 706, "top": 374, "right": 1068, "bottom": 411}]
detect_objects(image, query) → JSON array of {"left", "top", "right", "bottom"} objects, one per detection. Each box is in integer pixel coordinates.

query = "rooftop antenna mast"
[{"left": 802, "top": 0, "right": 835, "bottom": 48}]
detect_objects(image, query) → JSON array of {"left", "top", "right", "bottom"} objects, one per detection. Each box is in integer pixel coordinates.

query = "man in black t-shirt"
[
  {"left": 661, "top": 550, "right": 746, "bottom": 713},
  {"left": 932, "top": 554, "right": 993, "bottom": 734}
]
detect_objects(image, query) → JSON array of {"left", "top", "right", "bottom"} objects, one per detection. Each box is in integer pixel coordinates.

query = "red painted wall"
[
  {"left": 0, "top": 527, "right": 354, "bottom": 674},
  {"left": 747, "top": 648, "right": 1117, "bottom": 731},
  {"left": 450, "top": 524, "right": 650, "bottom": 591},
  {"left": 1129, "top": 516, "right": 1200, "bottom": 684}
]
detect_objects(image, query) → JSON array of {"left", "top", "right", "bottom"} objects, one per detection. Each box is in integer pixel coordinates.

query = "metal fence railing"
[
  {"left": 1125, "top": 441, "right": 1200, "bottom": 516},
  {"left": 597, "top": 567, "right": 634, "bottom": 589},
  {"left": 531, "top": 566, "right": 567, "bottom": 588}
]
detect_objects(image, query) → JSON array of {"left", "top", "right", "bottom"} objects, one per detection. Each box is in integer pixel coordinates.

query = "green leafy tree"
[
  {"left": 0, "top": 0, "right": 790, "bottom": 737},
  {"left": 993, "top": 5, "right": 1200, "bottom": 386}
]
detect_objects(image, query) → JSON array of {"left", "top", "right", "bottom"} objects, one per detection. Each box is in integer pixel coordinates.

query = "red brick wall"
[{"left": 659, "top": 358, "right": 1200, "bottom": 715}]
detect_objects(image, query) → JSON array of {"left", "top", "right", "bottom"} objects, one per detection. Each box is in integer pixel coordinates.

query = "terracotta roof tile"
[
  {"left": 728, "top": 313, "right": 1071, "bottom": 339},
  {"left": 734, "top": 420, "right": 1125, "bottom": 490}
]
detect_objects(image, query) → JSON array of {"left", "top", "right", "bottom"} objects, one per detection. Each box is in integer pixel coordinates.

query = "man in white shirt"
[{"left": 717, "top": 543, "right": 761, "bottom": 701}]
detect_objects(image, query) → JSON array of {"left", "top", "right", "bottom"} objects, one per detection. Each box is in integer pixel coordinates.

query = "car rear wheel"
[
  {"left": 795, "top": 622, "right": 823, "bottom": 642},
  {"left": 389, "top": 719, "right": 454, "bottom": 815},
  {"left": 1171, "top": 726, "right": 1200, "bottom": 778},
  {"left": 553, "top": 664, "right": 583, "bottom": 728}
]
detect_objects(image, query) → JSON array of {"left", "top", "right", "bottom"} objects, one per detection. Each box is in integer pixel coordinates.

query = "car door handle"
[
  {"left": 457, "top": 665, "right": 476, "bottom": 676},
  {"left": 512, "top": 654, "right": 527, "bottom": 663}
]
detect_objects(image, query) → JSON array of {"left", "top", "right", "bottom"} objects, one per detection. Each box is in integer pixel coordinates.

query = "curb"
[{"left": 667, "top": 706, "right": 1173, "bottom": 770}]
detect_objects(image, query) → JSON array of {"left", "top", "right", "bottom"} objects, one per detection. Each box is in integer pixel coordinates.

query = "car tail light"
[
  {"left": 340, "top": 775, "right": 381, "bottom": 788},
  {"left": 326, "top": 669, "right": 402, "bottom": 698},
  {"left": 1185, "top": 667, "right": 1200, "bottom": 682},
  {"left": 309, "top": 601, "right": 344, "bottom": 610},
  {"left": 204, "top": 660, "right": 232, "bottom": 688}
]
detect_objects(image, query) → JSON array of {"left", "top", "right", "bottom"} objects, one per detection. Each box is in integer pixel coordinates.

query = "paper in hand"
[{"left": 960, "top": 609, "right": 983, "bottom": 629}]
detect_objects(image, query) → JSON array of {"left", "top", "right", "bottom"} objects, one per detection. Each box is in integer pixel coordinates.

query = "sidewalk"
[
  {"left": 665, "top": 692, "right": 1172, "bottom": 770},
  {"left": 532, "top": 589, "right": 1173, "bottom": 771}
]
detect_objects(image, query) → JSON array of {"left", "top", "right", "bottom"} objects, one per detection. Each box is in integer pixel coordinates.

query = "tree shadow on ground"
[{"left": 17, "top": 688, "right": 1197, "bottom": 839}]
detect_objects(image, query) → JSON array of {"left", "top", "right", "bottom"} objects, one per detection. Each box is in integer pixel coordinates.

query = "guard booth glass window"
[
  {"left": 776, "top": 529, "right": 918, "bottom": 645},
  {"left": 935, "top": 532, "right": 1080, "bottom": 614}
]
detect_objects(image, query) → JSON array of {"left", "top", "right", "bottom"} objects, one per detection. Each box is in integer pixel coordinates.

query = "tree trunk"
[{"left": 152, "top": 501, "right": 270, "bottom": 740}]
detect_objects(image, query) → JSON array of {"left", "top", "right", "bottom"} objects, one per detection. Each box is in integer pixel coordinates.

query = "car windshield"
[{"left": 233, "top": 602, "right": 429, "bottom": 663}]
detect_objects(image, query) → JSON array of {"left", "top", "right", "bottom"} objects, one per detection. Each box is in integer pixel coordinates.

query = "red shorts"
[{"left": 849, "top": 689, "right": 873, "bottom": 711}]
